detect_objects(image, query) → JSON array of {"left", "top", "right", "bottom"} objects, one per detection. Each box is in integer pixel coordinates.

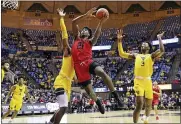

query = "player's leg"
[
  {"left": 133, "top": 96, "right": 144, "bottom": 123},
  {"left": 82, "top": 81, "right": 105, "bottom": 114},
  {"left": 2, "top": 99, "right": 15, "bottom": 119},
  {"left": 2, "top": 110, "right": 12, "bottom": 119},
  {"left": 133, "top": 80, "right": 144, "bottom": 123},
  {"left": 49, "top": 88, "right": 68, "bottom": 124},
  {"left": 143, "top": 83, "right": 153, "bottom": 123},
  {"left": 154, "top": 101, "right": 159, "bottom": 120},
  {"left": 91, "top": 63, "right": 122, "bottom": 106}
]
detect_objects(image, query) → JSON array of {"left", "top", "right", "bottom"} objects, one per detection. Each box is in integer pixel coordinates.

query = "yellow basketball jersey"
[
  {"left": 134, "top": 54, "right": 154, "bottom": 77},
  {"left": 1, "top": 69, "right": 5, "bottom": 82},
  {"left": 12, "top": 84, "right": 26, "bottom": 101},
  {"left": 54, "top": 56, "right": 75, "bottom": 90}
]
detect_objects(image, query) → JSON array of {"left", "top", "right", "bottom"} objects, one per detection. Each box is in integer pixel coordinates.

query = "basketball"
[{"left": 96, "top": 8, "right": 109, "bottom": 19}]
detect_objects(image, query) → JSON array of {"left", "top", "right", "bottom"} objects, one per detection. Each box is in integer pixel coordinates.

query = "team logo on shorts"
[{"left": 136, "top": 91, "right": 139, "bottom": 95}]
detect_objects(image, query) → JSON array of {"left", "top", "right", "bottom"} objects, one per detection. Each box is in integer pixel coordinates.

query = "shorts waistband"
[{"left": 135, "top": 76, "right": 151, "bottom": 80}]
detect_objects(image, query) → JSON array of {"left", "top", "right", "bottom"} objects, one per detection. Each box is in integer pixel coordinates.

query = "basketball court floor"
[{"left": 2, "top": 110, "right": 180, "bottom": 123}]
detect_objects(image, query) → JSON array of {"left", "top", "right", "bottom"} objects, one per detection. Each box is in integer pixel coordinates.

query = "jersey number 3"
[
  {"left": 141, "top": 57, "right": 145, "bottom": 66},
  {"left": 77, "top": 42, "right": 84, "bottom": 49}
]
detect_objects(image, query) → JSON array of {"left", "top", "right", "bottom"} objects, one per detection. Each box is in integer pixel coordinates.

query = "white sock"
[
  {"left": 145, "top": 116, "right": 149, "bottom": 121},
  {"left": 142, "top": 115, "right": 146, "bottom": 120}
]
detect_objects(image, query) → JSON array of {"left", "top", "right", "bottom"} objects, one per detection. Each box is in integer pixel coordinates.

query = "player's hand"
[
  {"left": 57, "top": 8, "right": 66, "bottom": 17},
  {"left": 100, "top": 14, "right": 109, "bottom": 24},
  {"left": 86, "top": 7, "right": 97, "bottom": 18},
  {"left": 117, "top": 29, "right": 125, "bottom": 41},
  {"left": 157, "top": 32, "right": 164, "bottom": 39}
]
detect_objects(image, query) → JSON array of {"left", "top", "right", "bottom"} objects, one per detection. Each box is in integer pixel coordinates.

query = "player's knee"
[{"left": 95, "top": 68, "right": 106, "bottom": 77}]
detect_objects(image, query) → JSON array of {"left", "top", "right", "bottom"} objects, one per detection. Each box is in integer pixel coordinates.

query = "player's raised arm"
[
  {"left": 151, "top": 32, "right": 165, "bottom": 59},
  {"left": 90, "top": 14, "right": 108, "bottom": 46},
  {"left": 72, "top": 7, "right": 97, "bottom": 38},
  {"left": 117, "top": 29, "right": 135, "bottom": 59},
  {"left": 4, "top": 85, "right": 16, "bottom": 104},
  {"left": 57, "top": 8, "right": 69, "bottom": 48}
]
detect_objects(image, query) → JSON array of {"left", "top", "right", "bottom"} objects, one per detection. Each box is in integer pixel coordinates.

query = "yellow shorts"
[
  {"left": 9, "top": 98, "right": 23, "bottom": 111},
  {"left": 133, "top": 78, "right": 153, "bottom": 99}
]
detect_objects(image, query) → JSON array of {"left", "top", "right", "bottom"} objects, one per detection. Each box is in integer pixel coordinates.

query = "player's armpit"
[{"left": 151, "top": 49, "right": 164, "bottom": 60}]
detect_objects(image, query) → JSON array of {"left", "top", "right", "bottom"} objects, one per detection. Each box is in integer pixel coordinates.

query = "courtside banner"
[
  {"left": 2, "top": 103, "right": 59, "bottom": 114},
  {"left": 23, "top": 18, "right": 53, "bottom": 27}
]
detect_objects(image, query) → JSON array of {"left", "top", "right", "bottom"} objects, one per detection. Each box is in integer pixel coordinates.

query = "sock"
[
  {"left": 142, "top": 115, "right": 146, "bottom": 120},
  {"left": 145, "top": 116, "right": 149, "bottom": 121}
]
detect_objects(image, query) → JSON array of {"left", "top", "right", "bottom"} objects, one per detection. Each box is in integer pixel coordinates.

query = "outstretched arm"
[
  {"left": 90, "top": 14, "right": 108, "bottom": 46},
  {"left": 117, "top": 29, "right": 135, "bottom": 59},
  {"left": 57, "top": 8, "right": 69, "bottom": 48},
  {"left": 151, "top": 32, "right": 165, "bottom": 59},
  {"left": 72, "top": 7, "right": 97, "bottom": 38}
]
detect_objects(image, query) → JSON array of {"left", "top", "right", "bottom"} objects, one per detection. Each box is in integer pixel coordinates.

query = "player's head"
[
  {"left": 153, "top": 81, "right": 158, "bottom": 86},
  {"left": 140, "top": 42, "right": 152, "bottom": 54},
  {"left": 2, "top": 62, "right": 10, "bottom": 72},
  {"left": 80, "top": 27, "right": 92, "bottom": 39},
  {"left": 18, "top": 76, "right": 25, "bottom": 85}
]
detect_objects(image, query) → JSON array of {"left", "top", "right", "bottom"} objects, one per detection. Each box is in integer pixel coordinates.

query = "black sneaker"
[
  {"left": 96, "top": 99, "right": 105, "bottom": 114},
  {"left": 111, "top": 91, "right": 124, "bottom": 107}
]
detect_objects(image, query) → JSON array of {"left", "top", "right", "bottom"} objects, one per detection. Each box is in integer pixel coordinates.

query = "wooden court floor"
[{"left": 2, "top": 110, "right": 180, "bottom": 123}]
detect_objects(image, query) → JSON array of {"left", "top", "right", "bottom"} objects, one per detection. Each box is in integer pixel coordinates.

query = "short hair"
[
  {"left": 17, "top": 75, "right": 25, "bottom": 80},
  {"left": 82, "top": 27, "right": 92, "bottom": 39},
  {"left": 139, "top": 41, "right": 153, "bottom": 53}
]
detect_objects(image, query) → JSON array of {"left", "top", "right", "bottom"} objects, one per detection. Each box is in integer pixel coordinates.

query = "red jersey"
[
  {"left": 72, "top": 38, "right": 92, "bottom": 64},
  {"left": 153, "top": 85, "right": 160, "bottom": 99}
]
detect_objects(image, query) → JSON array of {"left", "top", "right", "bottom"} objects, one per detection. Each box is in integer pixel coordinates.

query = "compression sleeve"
[
  {"left": 60, "top": 17, "right": 68, "bottom": 39},
  {"left": 118, "top": 42, "right": 130, "bottom": 59}
]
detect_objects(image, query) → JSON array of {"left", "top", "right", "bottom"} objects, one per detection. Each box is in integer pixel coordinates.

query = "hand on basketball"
[
  {"left": 57, "top": 8, "right": 66, "bottom": 17},
  {"left": 100, "top": 14, "right": 109, "bottom": 24},
  {"left": 86, "top": 7, "right": 97, "bottom": 18},
  {"left": 157, "top": 32, "right": 165, "bottom": 39},
  {"left": 117, "top": 29, "right": 125, "bottom": 41}
]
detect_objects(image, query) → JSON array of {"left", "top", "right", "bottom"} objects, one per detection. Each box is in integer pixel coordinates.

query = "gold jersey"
[
  {"left": 54, "top": 56, "right": 75, "bottom": 91},
  {"left": 1, "top": 69, "right": 5, "bottom": 82},
  {"left": 12, "top": 84, "right": 26, "bottom": 101},
  {"left": 134, "top": 54, "right": 154, "bottom": 77}
]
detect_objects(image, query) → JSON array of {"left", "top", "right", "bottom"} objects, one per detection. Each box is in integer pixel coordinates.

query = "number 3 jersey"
[
  {"left": 12, "top": 84, "right": 26, "bottom": 101},
  {"left": 71, "top": 38, "right": 93, "bottom": 64},
  {"left": 134, "top": 54, "right": 154, "bottom": 77}
]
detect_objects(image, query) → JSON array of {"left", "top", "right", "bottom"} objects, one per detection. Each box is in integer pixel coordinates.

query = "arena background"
[{"left": 1, "top": 1, "right": 181, "bottom": 123}]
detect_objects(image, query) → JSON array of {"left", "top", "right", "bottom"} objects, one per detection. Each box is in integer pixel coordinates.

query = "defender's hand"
[
  {"left": 117, "top": 29, "right": 124, "bottom": 41},
  {"left": 86, "top": 7, "right": 97, "bottom": 18},
  {"left": 157, "top": 32, "right": 164, "bottom": 39},
  {"left": 57, "top": 8, "right": 66, "bottom": 17}
]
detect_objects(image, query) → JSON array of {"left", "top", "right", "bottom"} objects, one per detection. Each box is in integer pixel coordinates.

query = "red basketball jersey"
[
  {"left": 72, "top": 38, "right": 92, "bottom": 63},
  {"left": 153, "top": 85, "right": 160, "bottom": 99}
]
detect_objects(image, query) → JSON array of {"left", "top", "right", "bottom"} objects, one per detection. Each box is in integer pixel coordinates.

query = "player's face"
[
  {"left": 141, "top": 42, "right": 150, "bottom": 53},
  {"left": 19, "top": 78, "right": 24, "bottom": 85},
  {"left": 81, "top": 28, "right": 90, "bottom": 38},
  {"left": 3, "top": 63, "right": 10, "bottom": 71}
]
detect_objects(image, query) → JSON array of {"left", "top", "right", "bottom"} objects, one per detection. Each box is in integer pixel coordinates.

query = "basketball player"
[
  {"left": 71, "top": 7, "right": 122, "bottom": 114},
  {"left": 1, "top": 61, "right": 10, "bottom": 82},
  {"left": 117, "top": 29, "right": 165, "bottom": 123},
  {"left": 152, "top": 81, "right": 162, "bottom": 120},
  {"left": 48, "top": 8, "right": 76, "bottom": 124},
  {"left": 2, "top": 76, "right": 32, "bottom": 122}
]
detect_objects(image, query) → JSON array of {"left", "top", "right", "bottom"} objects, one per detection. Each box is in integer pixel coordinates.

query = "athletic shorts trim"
[
  {"left": 89, "top": 61, "right": 99, "bottom": 75},
  {"left": 55, "top": 88, "right": 68, "bottom": 107},
  {"left": 78, "top": 80, "right": 91, "bottom": 88}
]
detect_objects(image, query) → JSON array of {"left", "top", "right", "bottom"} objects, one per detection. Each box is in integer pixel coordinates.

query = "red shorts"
[
  {"left": 152, "top": 99, "right": 159, "bottom": 105},
  {"left": 74, "top": 60, "right": 98, "bottom": 83}
]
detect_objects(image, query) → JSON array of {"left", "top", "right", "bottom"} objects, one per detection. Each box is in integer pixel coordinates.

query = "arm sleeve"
[
  {"left": 60, "top": 17, "right": 68, "bottom": 39},
  {"left": 118, "top": 42, "right": 130, "bottom": 59}
]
